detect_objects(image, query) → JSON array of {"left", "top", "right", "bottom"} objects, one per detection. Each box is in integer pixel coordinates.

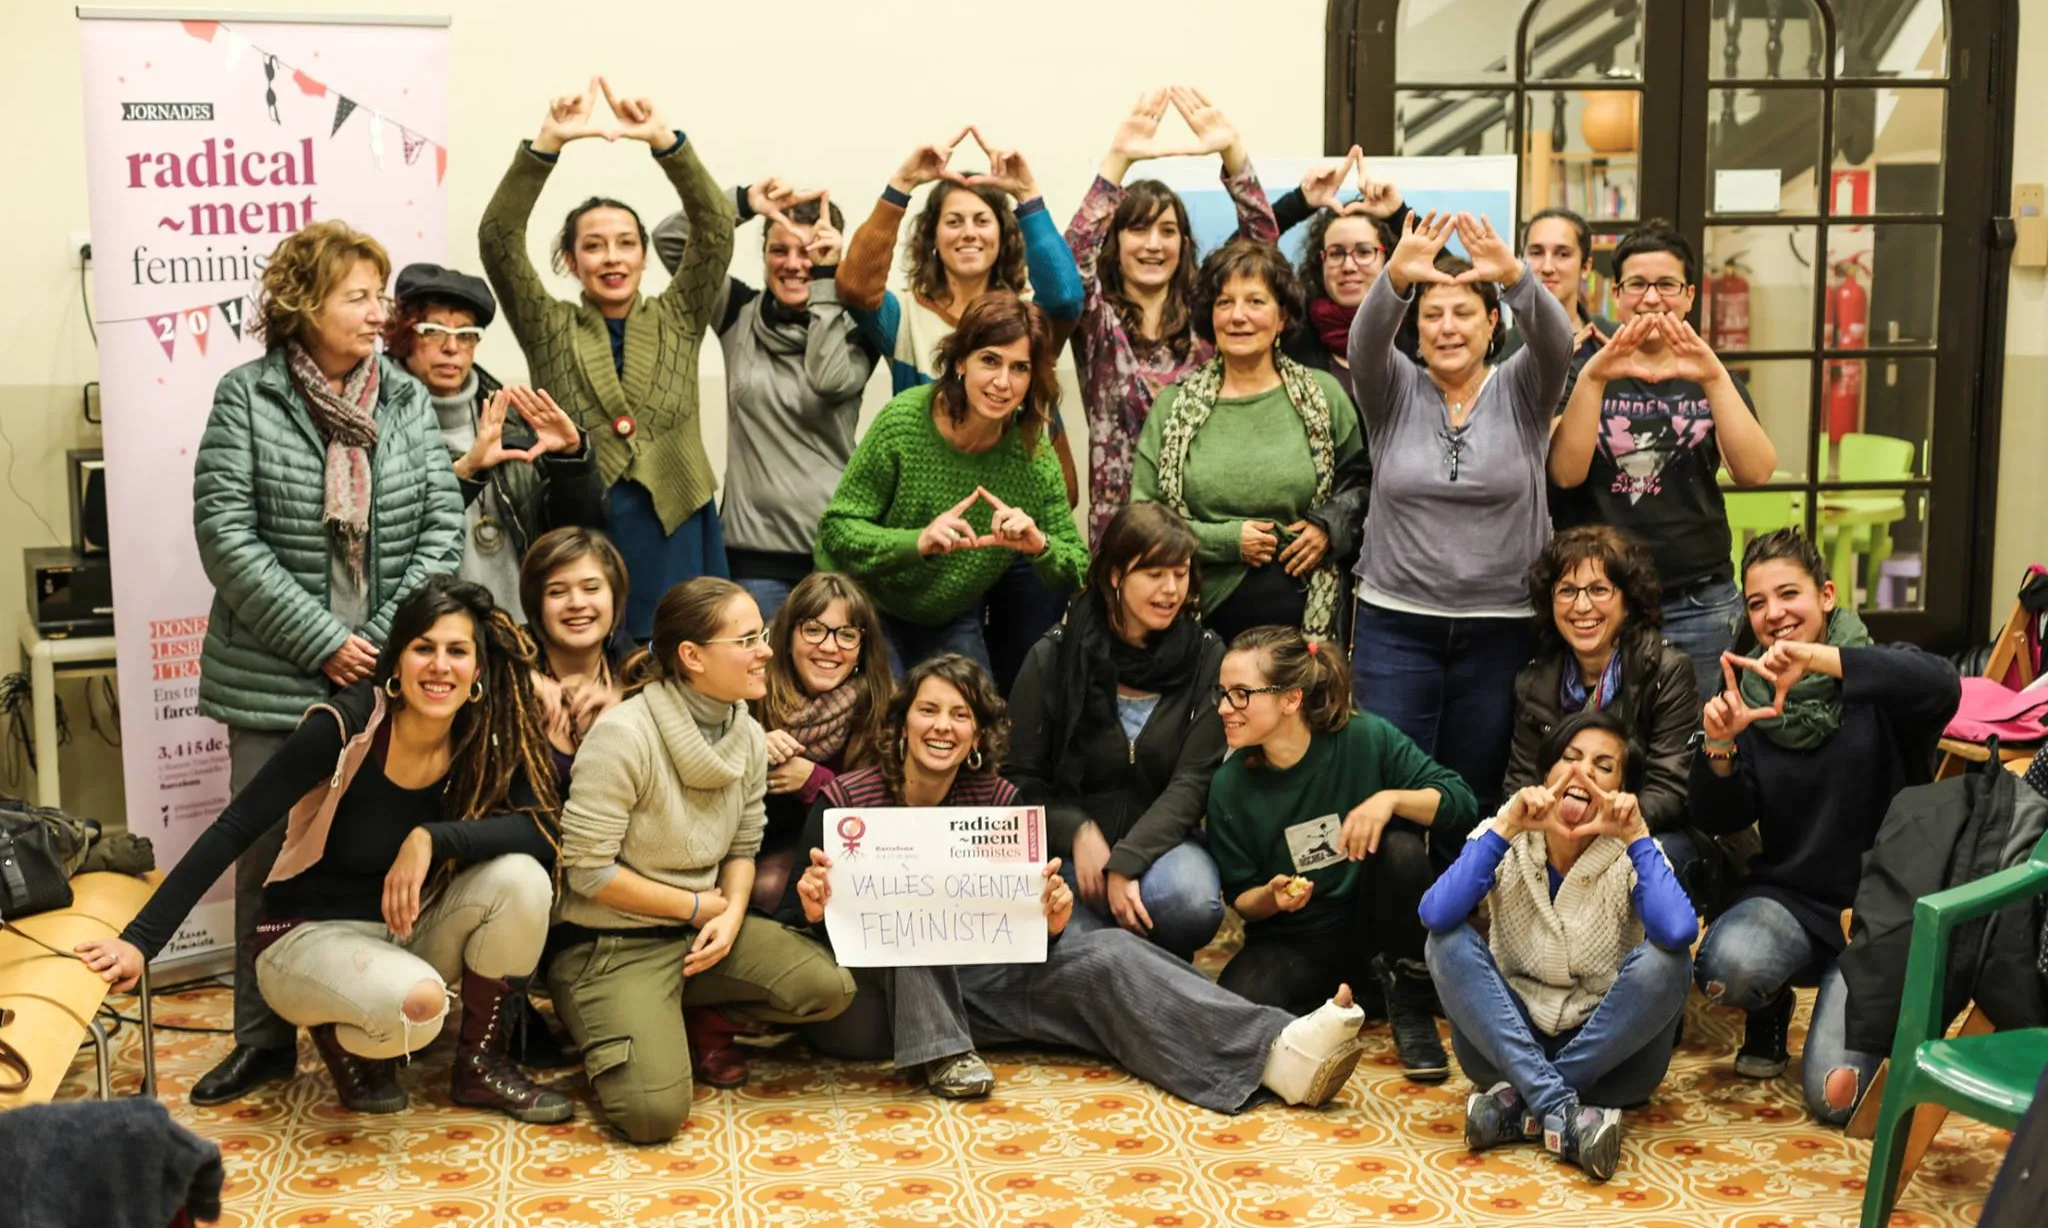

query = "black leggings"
[{"left": 1216, "top": 824, "right": 1434, "bottom": 1013}]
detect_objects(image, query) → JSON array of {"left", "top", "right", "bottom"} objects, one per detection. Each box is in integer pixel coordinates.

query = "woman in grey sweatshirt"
[
  {"left": 654, "top": 187, "right": 881, "bottom": 622},
  {"left": 1345, "top": 212, "right": 1572, "bottom": 862}
]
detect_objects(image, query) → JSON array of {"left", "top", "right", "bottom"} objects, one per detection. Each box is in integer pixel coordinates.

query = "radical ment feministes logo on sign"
[{"left": 820, "top": 806, "right": 1049, "bottom": 967}]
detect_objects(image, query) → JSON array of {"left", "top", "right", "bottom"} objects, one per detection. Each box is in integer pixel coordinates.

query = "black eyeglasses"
[
  {"left": 1319, "top": 244, "right": 1385, "bottom": 267},
  {"left": 1212, "top": 684, "right": 1288, "bottom": 710},
  {"left": 798, "top": 620, "right": 863, "bottom": 650},
  {"left": 1618, "top": 277, "right": 1689, "bottom": 299}
]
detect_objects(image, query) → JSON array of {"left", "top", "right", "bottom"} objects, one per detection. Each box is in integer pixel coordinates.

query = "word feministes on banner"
[{"left": 823, "top": 807, "right": 1049, "bottom": 968}]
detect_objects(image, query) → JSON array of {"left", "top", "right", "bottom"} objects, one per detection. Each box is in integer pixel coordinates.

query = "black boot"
[
  {"left": 1735, "top": 992, "right": 1794, "bottom": 1079},
  {"left": 1376, "top": 955, "right": 1450, "bottom": 1083},
  {"left": 451, "top": 970, "right": 574, "bottom": 1124},
  {"left": 308, "top": 1025, "right": 407, "bottom": 1114},
  {"left": 511, "top": 988, "right": 577, "bottom": 1069},
  {"left": 190, "top": 1043, "right": 298, "bottom": 1106}
]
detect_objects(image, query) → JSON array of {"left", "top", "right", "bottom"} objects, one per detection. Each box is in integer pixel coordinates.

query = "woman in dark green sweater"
[
  {"left": 1208, "top": 625, "right": 1476, "bottom": 1082},
  {"left": 815, "top": 292, "right": 1087, "bottom": 676}
]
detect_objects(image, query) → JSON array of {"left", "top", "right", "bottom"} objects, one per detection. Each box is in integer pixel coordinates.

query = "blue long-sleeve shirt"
[{"left": 1419, "top": 828, "right": 1698, "bottom": 951}]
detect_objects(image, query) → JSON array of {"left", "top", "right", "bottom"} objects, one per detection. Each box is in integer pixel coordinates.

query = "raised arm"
[
  {"left": 477, "top": 79, "right": 616, "bottom": 353},
  {"left": 838, "top": 131, "right": 971, "bottom": 313},
  {"left": 796, "top": 205, "right": 882, "bottom": 400},
  {"left": 1348, "top": 212, "right": 1454, "bottom": 437},
  {"left": 1456, "top": 213, "right": 1570, "bottom": 429},
  {"left": 965, "top": 137, "right": 1081, "bottom": 323}
]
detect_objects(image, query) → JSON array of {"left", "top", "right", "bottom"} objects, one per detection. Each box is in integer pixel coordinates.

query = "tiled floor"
[{"left": 57, "top": 967, "right": 2006, "bottom": 1227}]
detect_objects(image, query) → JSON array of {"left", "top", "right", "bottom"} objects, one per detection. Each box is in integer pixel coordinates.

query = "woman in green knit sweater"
[
  {"left": 479, "top": 78, "right": 736, "bottom": 645},
  {"left": 815, "top": 292, "right": 1087, "bottom": 675},
  {"left": 1134, "top": 239, "right": 1367, "bottom": 644}
]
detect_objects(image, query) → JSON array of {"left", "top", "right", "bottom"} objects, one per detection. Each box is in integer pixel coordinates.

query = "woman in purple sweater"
[
  {"left": 1065, "top": 87, "right": 1277, "bottom": 544},
  {"left": 1347, "top": 213, "right": 1573, "bottom": 857}
]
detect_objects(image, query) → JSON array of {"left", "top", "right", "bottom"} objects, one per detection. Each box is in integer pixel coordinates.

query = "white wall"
[
  {"left": 3, "top": 0, "right": 2040, "bottom": 822},
  {"left": 1993, "top": 2, "right": 2048, "bottom": 626},
  {"left": 0, "top": 0, "right": 1330, "bottom": 820}
]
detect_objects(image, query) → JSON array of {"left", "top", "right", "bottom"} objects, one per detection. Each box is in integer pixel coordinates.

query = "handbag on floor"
[{"left": 0, "top": 806, "right": 72, "bottom": 919}]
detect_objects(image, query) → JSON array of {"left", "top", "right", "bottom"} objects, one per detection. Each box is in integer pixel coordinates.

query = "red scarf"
[{"left": 1307, "top": 297, "right": 1357, "bottom": 357}]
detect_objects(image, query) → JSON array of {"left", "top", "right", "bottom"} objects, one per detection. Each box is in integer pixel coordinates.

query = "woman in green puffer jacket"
[{"left": 187, "top": 218, "right": 463, "bottom": 1106}]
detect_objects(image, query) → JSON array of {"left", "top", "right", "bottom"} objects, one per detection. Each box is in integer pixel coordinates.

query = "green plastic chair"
[
  {"left": 1723, "top": 486, "right": 1807, "bottom": 577},
  {"left": 1860, "top": 825, "right": 2048, "bottom": 1225}
]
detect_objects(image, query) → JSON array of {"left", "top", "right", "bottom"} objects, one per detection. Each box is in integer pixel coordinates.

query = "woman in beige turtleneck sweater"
[{"left": 547, "top": 576, "right": 854, "bottom": 1145}]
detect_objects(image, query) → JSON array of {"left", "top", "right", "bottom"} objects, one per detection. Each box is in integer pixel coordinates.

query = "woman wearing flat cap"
[{"left": 389, "top": 262, "right": 606, "bottom": 623}]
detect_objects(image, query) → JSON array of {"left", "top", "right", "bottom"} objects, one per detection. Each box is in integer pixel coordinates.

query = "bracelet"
[
  {"left": 1702, "top": 739, "right": 1737, "bottom": 761},
  {"left": 688, "top": 892, "right": 700, "bottom": 925}
]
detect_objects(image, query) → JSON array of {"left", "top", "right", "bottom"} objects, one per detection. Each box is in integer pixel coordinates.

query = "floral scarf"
[{"left": 285, "top": 342, "right": 380, "bottom": 589}]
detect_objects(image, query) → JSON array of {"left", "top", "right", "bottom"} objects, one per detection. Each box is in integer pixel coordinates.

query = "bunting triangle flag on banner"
[
  {"left": 367, "top": 113, "right": 385, "bottom": 169},
  {"left": 401, "top": 127, "right": 425, "bottom": 165},
  {"left": 216, "top": 297, "right": 246, "bottom": 341},
  {"left": 224, "top": 30, "right": 248, "bottom": 71},
  {"left": 332, "top": 96, "right": 358, "bottom": 136},
  {"left": 293, "top": 69, "right": 326, "bottom": 97},
  {"left": 146, "top": 313, "right": 177, "bottom": 361},
  {"left": 185, "top": 306, "right": 212, "bottom": 356},
  {"left": 180, "top": 20, "right": 219, "bottom": 42},
  {"left": 436, "top": 146, "right": 447, "bottom": 185}
]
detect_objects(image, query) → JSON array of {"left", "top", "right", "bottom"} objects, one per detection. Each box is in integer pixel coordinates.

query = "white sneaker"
[{"left": 1262, "top": 999, "right": 1368, "bottom": 1106}]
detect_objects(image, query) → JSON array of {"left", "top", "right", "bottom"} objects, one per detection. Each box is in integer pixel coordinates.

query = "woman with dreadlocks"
[{"left": 80, "top": 577, "right": 572, "bottom": 1125}]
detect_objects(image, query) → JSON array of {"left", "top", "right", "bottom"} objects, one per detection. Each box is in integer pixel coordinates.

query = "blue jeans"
[
  {"left": 1660, "top": 579, "right": 1743, "bottom": 706},
  {"left": 982, "top": 555, "right": 1068, "bottom": 695},
  {"left": 882, "top": 610, "right": 990, "bottom": 678},
  {"left": 1351, "top": 600, "right": 1534, "bottom": 853},
  {"left": 1058, "top": 837, "right": 1225, "bottom": 962},
  {"left": 736, "top": 578, "right": 795, "bottom": 624},
  {"left": 1427, "top": 923, "right": 1690, "bottom": 1124},
  {"left": 1694, "top": 895, "right": 1883, "bottom": 1125}
]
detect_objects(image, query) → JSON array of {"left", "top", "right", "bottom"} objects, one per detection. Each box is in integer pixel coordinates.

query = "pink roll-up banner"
[{"left": 78, "top": 10, "right": 449, "bottom": 964}]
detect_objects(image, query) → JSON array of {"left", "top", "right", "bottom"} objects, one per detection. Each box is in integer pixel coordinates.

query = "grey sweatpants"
[
  {"left": 804, "top": 927, "right": 1293, "bottom": 1114},
  {"left": 227, "top": 726, "right": 294, "bottom": 1051}
]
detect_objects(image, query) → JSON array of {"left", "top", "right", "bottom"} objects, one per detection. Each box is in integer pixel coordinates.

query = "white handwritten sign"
[{"left": 823, "top": 806, "right": 1048, "bottom": 967}]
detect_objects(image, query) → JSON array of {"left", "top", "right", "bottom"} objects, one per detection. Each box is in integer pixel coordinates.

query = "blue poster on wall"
[{"left": 1137, "top": 154, "right": 1520, "bottom": 265}]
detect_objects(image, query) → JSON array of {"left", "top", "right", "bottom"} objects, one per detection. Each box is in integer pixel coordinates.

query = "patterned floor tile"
[{"left": 49, "top": 977, "right": 2007, "bottom": 1227}]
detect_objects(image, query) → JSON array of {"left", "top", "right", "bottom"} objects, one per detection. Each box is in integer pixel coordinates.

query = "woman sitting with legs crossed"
[
  {"left": 779, "top": 653, "right": 1373, "bottom": 1111},
  {"left": 1422, "top": 708, "right": 1697, "bottom": 1183}
]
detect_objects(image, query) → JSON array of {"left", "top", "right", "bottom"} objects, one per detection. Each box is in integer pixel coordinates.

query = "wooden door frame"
[{"left": 1324, "top": 0, "right": 2022, "bottom": 652}]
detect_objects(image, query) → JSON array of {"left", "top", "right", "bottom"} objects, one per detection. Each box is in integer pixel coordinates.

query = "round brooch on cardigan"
[{"left": 612, "top": 413, "right": 636, "bottom": 438}]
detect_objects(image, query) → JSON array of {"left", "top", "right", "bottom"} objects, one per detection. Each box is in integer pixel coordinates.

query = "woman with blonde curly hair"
[{"left": 184, "top": 218, "right": 463, "bottom": 1107}]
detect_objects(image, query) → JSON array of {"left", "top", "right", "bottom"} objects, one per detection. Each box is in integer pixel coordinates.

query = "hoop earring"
[
  {"left": 968, "top": 748, "right": 984, "bottom": 771},
  {"left": 383, "top": 677, "right": 401, "bottom": 698},
  {"left": 469, "top": 681, "right": 485, "bottom": 703},
  {"left": 897, "top": 735, "right": 908, "bottom": 760}
]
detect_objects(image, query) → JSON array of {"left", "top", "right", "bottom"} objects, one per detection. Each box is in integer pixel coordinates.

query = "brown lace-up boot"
[{"left": 450, "top": 970, "right": 573, "bottom": 1124}]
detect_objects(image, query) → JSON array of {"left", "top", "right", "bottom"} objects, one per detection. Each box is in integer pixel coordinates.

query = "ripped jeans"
[
  {"left": 1695, "top": 894, "right": 1883, "bottom": 1125},
  {"left": 255, "top": 854, "right": 553, "bottom": 1060}
]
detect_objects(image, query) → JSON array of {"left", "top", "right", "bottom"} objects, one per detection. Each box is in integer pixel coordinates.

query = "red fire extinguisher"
[
  {"left": 1703, "top": 256, "right": 1751, "bottom": 379},
  {"left": 1826, "top": 252, "right": 1869, "bottom": 444}
]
